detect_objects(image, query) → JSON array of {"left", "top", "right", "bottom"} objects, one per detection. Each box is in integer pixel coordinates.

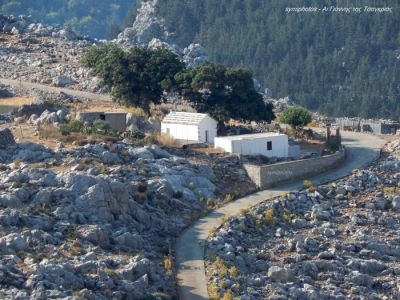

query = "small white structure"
[
  {"left": 215, "top": 132, "right": 289, "bottom": 157},
  {"left": 161, "top": 112, "right": 218, "bottom": 143}
]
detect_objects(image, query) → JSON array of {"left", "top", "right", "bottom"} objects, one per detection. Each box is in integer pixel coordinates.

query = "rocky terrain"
[
  {"left": 0, "top": 7, "right": 209, "bottom": 101},
  {"left": 205, "top": 139, "right": 400, "bottom": 299},
  {"left": 114, "top": 0, "right": 209, "bottom": 68},
  {"left": 0, "top": 15, "right": 104, "bottom": 93},
  {"left": 0, "top": 129, "right": 222, "bottom": 299}
]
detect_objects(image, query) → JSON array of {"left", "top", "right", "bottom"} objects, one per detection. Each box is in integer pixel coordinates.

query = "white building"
[
  {"left": 214, "top": 132, "right": 289, "bottom": 157},
  {"left": 161, "top": 112, "right": 218, "bottom": 144}
]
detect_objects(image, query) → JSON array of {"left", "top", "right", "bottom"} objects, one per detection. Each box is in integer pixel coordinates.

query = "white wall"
[
  {"left": 161, "top": 123, "right": 199, "bottom": 141},
  {"left": 215, "top": 135, "right": 289, "bottom": 157},
  {"left": 198, "top": 116, "right": 218, "bottom": 143},
  {"left": 161, "top": 116, "right": 217, "bottom": 143},
  {"left": 214, "top": 137, "right": 233, "bottom": 152}
]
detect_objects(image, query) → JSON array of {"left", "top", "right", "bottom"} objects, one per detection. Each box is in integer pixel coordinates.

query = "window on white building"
[{"left": 267, "top": 141, "right": 272, "bottom": 150}]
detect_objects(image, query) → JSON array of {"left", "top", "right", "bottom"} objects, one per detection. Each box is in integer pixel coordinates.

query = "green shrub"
[
  {"left": 280, "top": 106, "right": 312, "bottom": 128},
  {"left": 221, "top": 289, "right": 233, "bottom": 300},
  {"left": 282, "top": 208, "right": 295, "bottom": 223},
  {"left": 303, "top": 180, "right": 313, "bottom": 189},
  {"left": 125, "top": 130, "right": 145, "bottom": 140},
  {"left": 263, "top": 208, "right": 276, "bottom": 226},
  {"left": 59, "top": 120, "right": 84, "bottom": 135},
  {"left": 163, "top": 256, "right": 173, "bottom": 276},
  {"left": 229, "top": 266, "right": 238, "bottom": 278},
  {"left": 67, "top": 120, "right": 84, "bottom": 132},
  {"left": 83, "top": 120, "right": 117, "bottom": 137}
]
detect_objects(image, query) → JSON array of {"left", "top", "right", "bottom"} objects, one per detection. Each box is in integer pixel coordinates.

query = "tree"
[
  {"left": 174, "top": 62, "right": 275, "bottom": 129},
  {"left": 81, "top": 43, "right": 185, "bottom": 113},
  {"left": 280, "top": 106, "right": 312, "bottom": 129}
]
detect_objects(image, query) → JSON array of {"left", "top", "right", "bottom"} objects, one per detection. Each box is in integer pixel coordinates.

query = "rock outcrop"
[
  {"left": 0, "top": 128, "right": 16, "bottom": 148},
  {"left": 115, "top": 0, "right": 209, "bottom": 68},
  {"left": 115, "top": 0, "right": 173, "bottom": 47}
]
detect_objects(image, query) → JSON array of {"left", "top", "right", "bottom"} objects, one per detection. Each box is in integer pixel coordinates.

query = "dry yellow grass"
[
  {"left": 156, "top": 133, "right": 182, "bottom": 147},
  {"left": 71, "top": 100, "right": 128, "bottom": 113},
  {"left": 0, "top": 97, "right": 33, "bottom": 114},
  {"left": 193, "top": 147, "right": 225, "bottom": 154},
  {"left": 0, "top": 96, "right": 33, "bottom": 106}
]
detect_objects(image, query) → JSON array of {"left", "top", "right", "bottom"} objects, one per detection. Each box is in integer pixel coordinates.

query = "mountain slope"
[
  {"left": 155, "top": 0, "right": 400, "bottom": 119},
  {"left": 0, "top": 0, "right": 136, "bottom": 38}
]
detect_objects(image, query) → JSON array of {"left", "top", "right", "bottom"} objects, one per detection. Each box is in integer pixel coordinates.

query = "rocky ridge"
[{"left": 205, "top": 139, "right": 400, "bottom": 299}]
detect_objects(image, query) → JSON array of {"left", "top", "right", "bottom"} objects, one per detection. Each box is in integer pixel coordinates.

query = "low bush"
[
  {"left": 125, "top": 130, "right": 145, "bottom": 140},
  {"left": 303, "top": 180, "right": 313, "bottom": 189},
  {"left": 67, "top": 120, "right": 84, "bottom": 132},
  {"left": 263, "top": 208, "right": 276, "bottom": 226},
  {"left": 163, "top": 256, "right": 173, "bottom": 276},
  {"left": 221, "top": 289, "right": 233, "bottom": 300},
  {"left": 229, "top": 266, "right": 238, "bottom": 278},
  {"left": 208, "top": 282, "right": 220, "bottom": 299},
  {"left": 59, "top": 120, "right": 84, "bottom": 135},
  {"left": 83, "top": 120, "right": 118, "bottom": 137}
]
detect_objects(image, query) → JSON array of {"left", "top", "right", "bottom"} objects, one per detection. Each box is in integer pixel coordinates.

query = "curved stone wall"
[{"left": 244, "top": 149, "right": 346, "bottom": 189}]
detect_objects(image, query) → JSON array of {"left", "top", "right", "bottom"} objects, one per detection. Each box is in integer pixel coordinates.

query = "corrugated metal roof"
[{"left": 162, "top": 111, "right": 211, "bottom": 125}]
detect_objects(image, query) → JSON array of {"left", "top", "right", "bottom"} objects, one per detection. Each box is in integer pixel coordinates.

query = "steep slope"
[
  {"left": 0, "top": 0, "right": 136, "bottom": 38},
  {"left": 154, "top": 0, "right": 400, "bottom": 119}
]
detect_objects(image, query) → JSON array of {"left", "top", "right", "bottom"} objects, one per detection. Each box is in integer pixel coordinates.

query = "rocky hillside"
[
  {"left": 0, "top": 11, "right": 210, "bottom": 94},
  {"left": 0, "top": 15, "right": 103, "bottom": 93},
  {"left": 205, "top": 139, "right": 400, "bottom": 299},
  {"left": 0, "top": 0, "right": 135, "bottom": 39},
  {"left": 0, "top": 133, "right": 220, "bottom": 298}
]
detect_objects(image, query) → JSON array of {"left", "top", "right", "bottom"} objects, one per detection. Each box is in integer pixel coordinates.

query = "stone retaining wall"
[{"left": 244, "top": 149, "right": 346, "bottom": 189}]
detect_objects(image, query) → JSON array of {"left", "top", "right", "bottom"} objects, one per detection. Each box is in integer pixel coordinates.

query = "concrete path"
[
  {"left": 0, "top": 78, "right": 112, "bottom": 102},
  {"left": 176, "top": 131, "right": 386, "bottom": 300}
]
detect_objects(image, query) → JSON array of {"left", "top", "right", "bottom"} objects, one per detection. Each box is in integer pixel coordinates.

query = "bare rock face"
[
  {"left": 182, "top": 43, "right": 209, "bottom": 68},
  {"left": 115, "top": 0, "right": 209, "bottom": 69},
  {"left": 116, "top": 0, "right": 172, "bottom": 47},
  {"left": 0, "top": 128, "right": 16, "bottom": 149}
]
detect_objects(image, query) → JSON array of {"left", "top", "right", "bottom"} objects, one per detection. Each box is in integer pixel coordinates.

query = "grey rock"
[
  {"left": 392, "top": 195, "right": 400, "bottom": 211},
  {"left": 349, "top": 271, "right": 373, "bottom": 287},
  {"left": 147, "top": 144, "right": 171, "bottom": 159},
  {"left": 53, "top": 75, "right": 76, "bottom": 87},
  {"left": 0, "top": 128, "right": 16, "bottom": 149},
  {"left": 267, "top": 266, "right": 294, "bottom": 283},
  {"left": 116, "top": 257, "right": 152, "bottom": 282}
]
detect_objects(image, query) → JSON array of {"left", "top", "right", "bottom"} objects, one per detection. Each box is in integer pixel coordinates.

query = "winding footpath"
[
  {"left": 0, "top": 78, "right": 112, "bottom": 102},
  {"left": 176, "top": 131, "right": 386, "bottom": 300}
]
